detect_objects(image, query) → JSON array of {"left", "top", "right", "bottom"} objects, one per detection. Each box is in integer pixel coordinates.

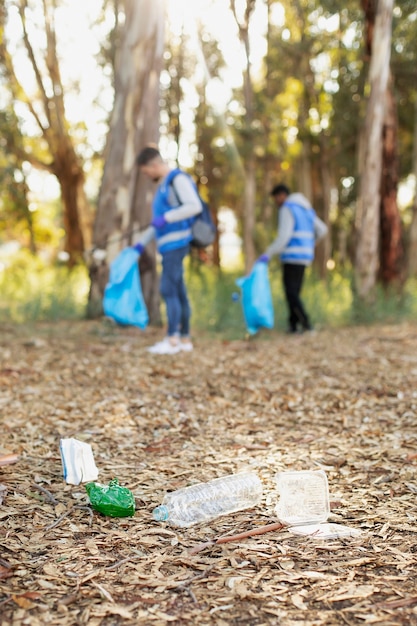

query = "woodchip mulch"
[{"left": 1, "top": 320, "right": 417, "bottom": 625}]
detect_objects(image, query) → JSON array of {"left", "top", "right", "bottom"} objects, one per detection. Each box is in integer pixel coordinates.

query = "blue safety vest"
[
  {"left": 153, "top": 169, "right": 194, "bottom": 254},
  {"left": 280, "top": 202, "right": 316, "bottom": 264}
]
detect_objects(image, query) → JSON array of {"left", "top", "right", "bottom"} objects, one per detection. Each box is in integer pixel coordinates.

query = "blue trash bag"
[
  {"left": 236, "top": 262, "right": 274, "bottom": 335},
  {"left": 103, "top": 248, "right": 148, "bottom": 328}
]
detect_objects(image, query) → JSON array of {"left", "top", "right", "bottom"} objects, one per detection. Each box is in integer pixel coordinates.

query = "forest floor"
[{"left": 1, "top": 319, "right": 417, "bottom": 626}]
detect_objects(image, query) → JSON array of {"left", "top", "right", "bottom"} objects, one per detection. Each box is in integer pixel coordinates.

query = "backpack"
[
  {"left": 169, "top": 172, "right": 216, "bottom": 248},
  {"left": 191, "top": 198, "right": 216, "bottom": 248}
]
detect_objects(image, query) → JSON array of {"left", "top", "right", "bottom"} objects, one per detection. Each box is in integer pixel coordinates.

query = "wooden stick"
[
  {"left": 0, "top": 454, "right": 19, "bottom": 466},
  {"left": 189, "top": 521, "right": 285, "bottom": 555},
  {"left": 31, "top": 483, "right": 59, "bottom": 506},
  {"left": 375, "top": 596, "right": 417, "bottom": 610},
  {"left": 44, "top": 505, "right": 93, "bottom": 530},
  {"left": 174, "top": 565, "right": 215, "bottom": 590}
]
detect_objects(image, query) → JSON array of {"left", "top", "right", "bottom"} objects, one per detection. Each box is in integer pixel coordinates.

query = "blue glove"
[
  {"left": 257, "top": 254, "right": 270, "bottom": 263},
  {"left": 133, "top": 242, "right": 144, "bottom": 254},
  {"left": 151, "top": 215, "right": 167, "bottom": 229}
]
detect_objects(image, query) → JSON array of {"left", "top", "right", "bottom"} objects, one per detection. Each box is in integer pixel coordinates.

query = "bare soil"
[{"left": 1, "top": 320, "right": 417, "bottom": 625}]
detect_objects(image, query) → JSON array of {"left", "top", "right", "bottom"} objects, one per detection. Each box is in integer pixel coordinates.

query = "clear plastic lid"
[
  {"left": 288, "top": 522, "right": 362, "bottom": 539},
  {"left": 274, "top": 469, "right": 330, "bottom": 526}
]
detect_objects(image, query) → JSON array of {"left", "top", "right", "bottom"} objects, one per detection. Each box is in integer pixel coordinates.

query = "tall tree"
[
  {"left": 355, "top": 0, "right": 394, "bottom": 299},
  {"left": 0, "top": 0, "right": 92, "bottom": 265},
  {"left": 88, "top": 0, "right": 165, "bottom": 321},
  {"left": 379, "top": 72, "right": 404, "bottom": 287},
  {"left": 362, "top": 0, "right": 403, "bottom": 288},
  {"left": 391, "top": 1, "right": 417, "bottom": 278},
  {"left": 230, "top": 0, "right": 257, "bottom": 271},
  {"left": 408, "top": 98, "right": 417, "bottom": 276}
]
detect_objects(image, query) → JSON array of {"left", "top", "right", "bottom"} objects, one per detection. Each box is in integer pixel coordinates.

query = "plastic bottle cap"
[{"left": 152, "top": 505, "right": 169, "bottom": 521}]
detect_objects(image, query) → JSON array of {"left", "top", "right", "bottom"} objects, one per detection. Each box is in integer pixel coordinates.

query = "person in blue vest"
[
  {"left": 258, "top": 184, "right": 328, "bottom": 333},
  {"left": 133, "top": 146, "right": 202, "bottom": 354}
]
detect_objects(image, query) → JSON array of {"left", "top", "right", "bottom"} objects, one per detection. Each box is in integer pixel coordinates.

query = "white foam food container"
[
  {"left": 275, "top": 469, "right": 362, "bottom": 540},
  {"left": 275, "top": 469, "right": 330, "bottom": 526}
]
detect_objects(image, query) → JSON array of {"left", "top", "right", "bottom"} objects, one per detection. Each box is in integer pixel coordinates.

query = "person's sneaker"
[
  {"left": 147, "top": 338, "right": 181, "bottom": 355},
  {"left": 180, "top": 340, "right": 193, "bottom": 352},
  {"left": 285, "top": 327, "right": 300, "bottom": 334},
  {"left": 303, "top": 327, "right": 317, "bottom": 335}
]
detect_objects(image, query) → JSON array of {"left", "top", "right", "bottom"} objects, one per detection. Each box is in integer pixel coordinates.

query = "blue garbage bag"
[
  {"left": 236, "top": 262, "right": 274, "bottom": 335},
  {"left": 103, "top": 248, "right": 148, "bottom": 328}
]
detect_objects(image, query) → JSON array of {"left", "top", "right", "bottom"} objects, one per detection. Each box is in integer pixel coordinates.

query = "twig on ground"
[
  {"left": 45, "top": 509, "right": 73, "bottom": 530},
  {"left": 174, "top": 566, "right": 216, "bottom": 590},
  {"left": 188, "top": 522, "right": 285, "bottom": 555},
  {"left": 375, "top": 596, "right": 417, "bottom": 610},
  {"left": 105, "top": 555, "right": 142, "bottom": 571},
  {"left": 0, "top": 454, "right": 19, "bottom": 466},
  {"left": 183, "top": 587, "right": 198, "bottom": 603},
  {"left": 31, "top": 483, "right": 59, "bottom": 506},
  {"left": 44, "top": 505, "right": 93, "bottom": 530}
]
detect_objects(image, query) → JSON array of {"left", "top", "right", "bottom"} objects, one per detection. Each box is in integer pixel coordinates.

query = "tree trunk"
[
  {"left": 243, "top": 155, "right": 257, "bottom": 271},
  {"left": 230, "top": 0, "right": 257, "bottom": 272},
  {"left": 407, "top": 98, "right": 417, "bottom": 276},
  {"left": 0, "top": 0, "right": 92, "bottom": 265},
  {"left": 379, "top": 72, "right": 404, "bottom": 287},
  {"left": 317, "top": 135, "right": 332, "bottom": 278},
  {"left": 88, "top": 0, "right": 165, "bottom": 322},
  {"left": 59, "top": 172, "right": 86, "bottom": 265},
  {"left": 297, "top": 131, "right": 313, "bottom": 201},
  {"left": 54, "top": 145, "right": 91, "bottom": 265},
  {"left": 260, "top": 0, "right": 277, "bottom": 228},
  {"left": 355, "top": 0, "right": 393, "bottom": 299}
]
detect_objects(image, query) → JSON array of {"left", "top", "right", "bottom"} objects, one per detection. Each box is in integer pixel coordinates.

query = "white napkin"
[{"left": 59, "top": 438, "right": 99, "bottom": 485}]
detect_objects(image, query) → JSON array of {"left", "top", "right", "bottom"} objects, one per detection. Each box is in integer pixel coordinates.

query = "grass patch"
[
  {"left": 349, "top": 278, "right": 417, "bottom": 326},
  {"left": 0, "top": 251, "right": 89, "bottom": 323},
  {"left": 187, "top": 262, "right": 353, "bottom": 336},
  {"left": 2, "top": 251, "right": 417, "bottom": 334},
  {"left": 188, "top": 262, "right": 417, "bottom": 335}
]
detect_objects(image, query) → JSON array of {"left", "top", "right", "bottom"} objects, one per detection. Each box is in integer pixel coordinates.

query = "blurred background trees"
[{"left": 1, "top": 0, "right": 417, "bottom": 320}]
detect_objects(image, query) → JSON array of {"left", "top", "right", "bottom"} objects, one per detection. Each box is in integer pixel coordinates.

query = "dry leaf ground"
[{"left": 1, "top": 320, "right": 417, "bottom": 625}]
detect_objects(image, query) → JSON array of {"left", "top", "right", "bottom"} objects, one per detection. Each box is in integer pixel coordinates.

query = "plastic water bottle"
[{"left": 152, "top": 471, "right": 263, "bottom": 527}]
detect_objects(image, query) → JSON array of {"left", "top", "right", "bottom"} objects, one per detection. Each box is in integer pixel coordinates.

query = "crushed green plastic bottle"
[{"left": 85, "top": 478, "right": 135, "bottom": 517}]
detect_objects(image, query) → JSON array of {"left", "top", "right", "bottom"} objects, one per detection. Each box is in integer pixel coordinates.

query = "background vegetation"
[
  {"left": 1, "top": 0, "right": 417, "bottom": 330},
  {"left": 2, "top": 250, "right": 417, "bottom": 337}
]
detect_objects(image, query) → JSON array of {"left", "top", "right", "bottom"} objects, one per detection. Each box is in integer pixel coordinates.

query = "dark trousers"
[
  {"left": 160, "top": 246, "right": 191, "bottom": 337},
  {"left": 282, "top": 263, "right": 311, "bottom": 331}
]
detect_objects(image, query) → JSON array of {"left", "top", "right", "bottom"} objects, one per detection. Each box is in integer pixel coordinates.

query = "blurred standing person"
[
  {"left": 258, "top": 184, "right": 328, "bottom": 333},
  {"left": 133, "top": 146, "right": 202, "bottom": 354}
]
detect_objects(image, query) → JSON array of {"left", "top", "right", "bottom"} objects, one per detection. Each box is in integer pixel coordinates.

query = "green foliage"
[
  {"left": 350, "top": 278, "right": 417, "bottom": 325},
  {"left": 0, "top": 108, "right": 33, "bottom": 240},
  {"left": 2, "top": 253, "right": 417, "bottom": 335},
  {"left": 187, "top": 261, "right": 417, "bottom": 337},
  {"left": 186, "top": 264, "right": 247, "bottom": 338},
  {"left": 0, "top": 251, "right": 89, "bottom": 323}
]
